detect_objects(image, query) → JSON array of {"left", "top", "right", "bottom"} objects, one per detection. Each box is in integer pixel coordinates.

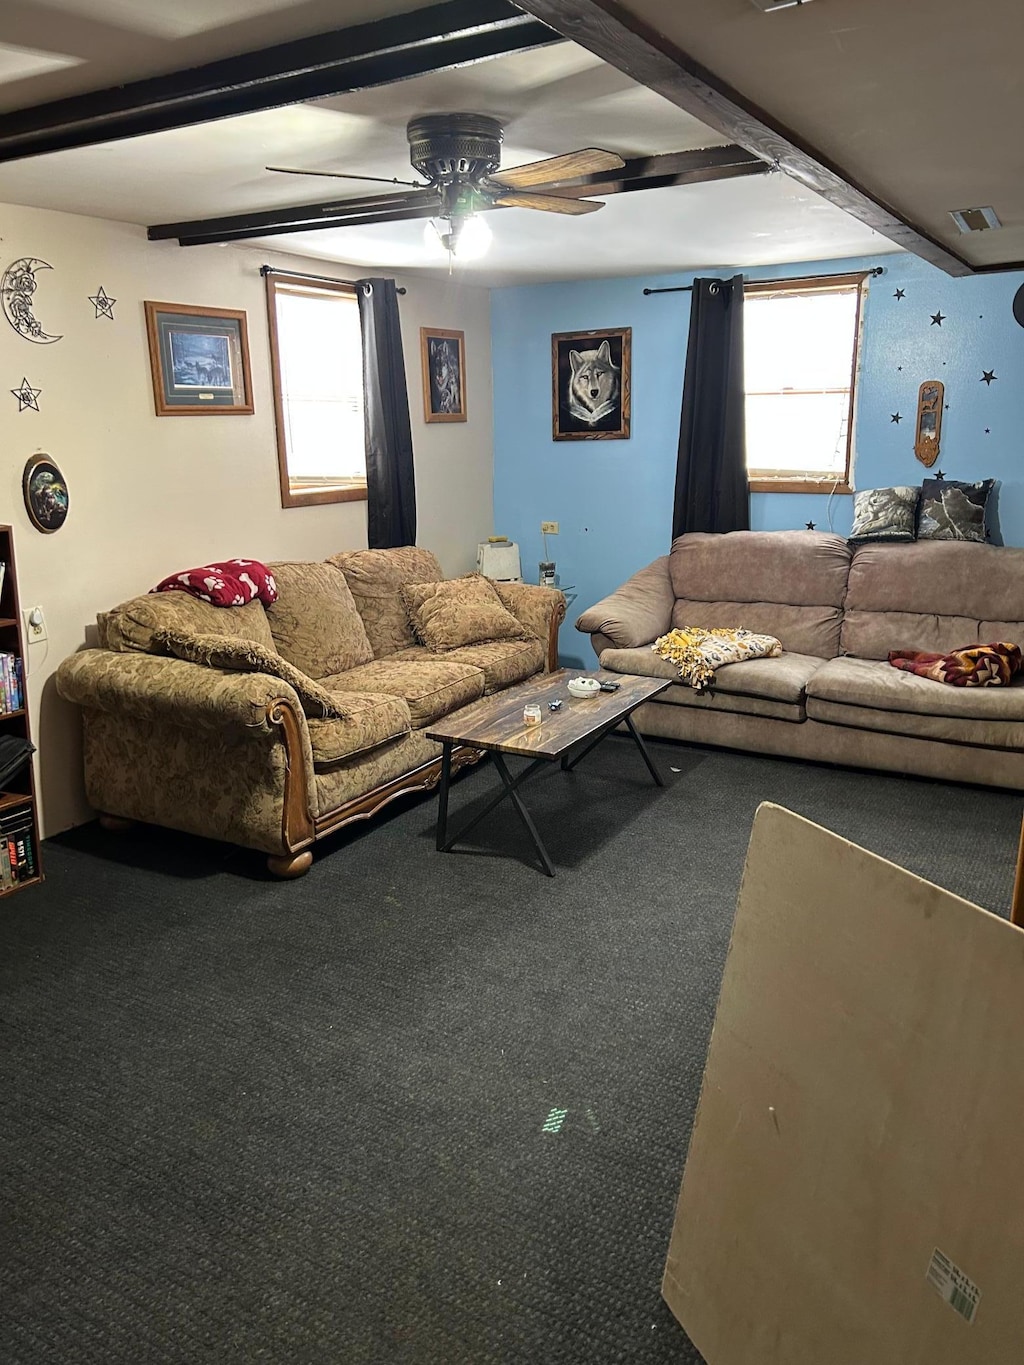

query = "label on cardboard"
[{"left": 926, "top": 1247, "right": 980, "bottom": 1324}]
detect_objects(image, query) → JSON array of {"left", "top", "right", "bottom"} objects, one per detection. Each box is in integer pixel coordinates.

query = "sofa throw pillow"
[
  {"left": 848, "top": 486, "right": 920, "bottom": 543},
  {"left": 889, "top": 642, "right": 1022, "bottom": 688},
  {"left": 653, "top": 626, "right": 783, "bottom": 693},
  {"left": 155, "top": 629, "right": 350, "bottom": 718},
  {"left": 917, "top": 478, "right": 994, "bottom": 542},
  {"left": 153, "top": 559, "right": 278, "bottom": 606},
  {"left": 401, "top": 575, "right": 529, "bottom": 652}
]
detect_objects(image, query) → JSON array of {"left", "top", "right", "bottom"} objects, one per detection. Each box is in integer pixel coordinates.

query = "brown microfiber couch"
[
  {"left": 56, "top": 547, "right": 566, "bottom": 876},
  {"left": 576, "top": 530, "right": 1024, "bottom": 789}
]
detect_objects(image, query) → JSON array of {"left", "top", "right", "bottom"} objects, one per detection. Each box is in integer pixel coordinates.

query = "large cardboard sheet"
[{"left": 663, "top": 803, "right": 1024, "bottom": 1364}]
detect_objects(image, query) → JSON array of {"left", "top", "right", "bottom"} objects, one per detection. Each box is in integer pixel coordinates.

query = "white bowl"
[{"left": 567, "top": 677, "right": 601, "bottom": 698}]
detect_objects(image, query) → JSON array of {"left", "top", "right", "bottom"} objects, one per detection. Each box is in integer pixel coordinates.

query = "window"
[
  {"left": 266, "top": 272, "right": 367, "bottom": 507},
  {"left": 743, "top": 273, "right": 867, "bottom": 493}
]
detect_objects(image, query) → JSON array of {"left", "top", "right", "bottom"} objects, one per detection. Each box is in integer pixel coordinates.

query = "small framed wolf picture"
[
  {"left": 420, "top": 327, "right": 467, "bottom": 423},
  {"left": 551, "top": 327, "right": 631, "bottom": 441}
]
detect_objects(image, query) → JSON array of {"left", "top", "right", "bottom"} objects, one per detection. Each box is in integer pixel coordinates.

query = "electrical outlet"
[
  {"left": 23, "top": 606, "right": 47, "bottom": 643},
  {"left": 540, "top": 521, "right": 559, "bottom": 535}
]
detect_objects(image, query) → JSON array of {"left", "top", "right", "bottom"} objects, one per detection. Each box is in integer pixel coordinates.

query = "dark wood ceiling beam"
[
  {"left": 532, "top": 146, "right": 769, "bottom": 198},
  {"left": 513, "top": 0, "right": 975, "bottom": 277},
  {"left": 0, "top": 0, "right": 556, "bottom": 164},
  {"left": 149, "top": 190, "right": 440, "bottom": 243},
  {"left": 149, "top": 146, "right": 768, "bottom": 245}
]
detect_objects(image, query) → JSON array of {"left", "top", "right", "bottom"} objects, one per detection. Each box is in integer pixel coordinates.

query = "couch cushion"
[
  {"left": 328, "top": 546, "right": 443, "bottom": 657},
  {"left": 100, "top": 592, "right": 275, "bottom": 655},
  {"left": 401, "top": 575, "right": 529, "bottom": 652},
  {"left": 392, "top": 639, "right": 545, "bottom": 693},
  {"left": 155, "top": 629, "right": 352, "bottom": 719},
  {"left": 306, "top": 691, "right": 411, "bottom": 766},
  {"left": 599, "top": 647, "right": 826, "bottom": 722},
  {"left": 805, "top": 656, "right": 1024, "bottom": 749},
  {"left": 668, "top": 531, "right": 851, "bottom": 657},
  {"left": 842, "top": 541, "right": 1024, "bottom": 660},
  {"left": 266, "top": 562, "right": 373, "bottom": 680},
  {"left": 319, "top": 658, "right": 483, "bottom": 727}
]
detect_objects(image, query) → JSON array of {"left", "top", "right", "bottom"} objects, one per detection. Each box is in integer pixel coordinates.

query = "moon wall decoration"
[{"left": 1, "top": 257, "right": 63, "bottom": 343}]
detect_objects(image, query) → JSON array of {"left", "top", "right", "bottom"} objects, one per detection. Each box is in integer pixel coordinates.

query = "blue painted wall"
[{"left": 491, "top": 252, "right": 1024, "bottom": 665}]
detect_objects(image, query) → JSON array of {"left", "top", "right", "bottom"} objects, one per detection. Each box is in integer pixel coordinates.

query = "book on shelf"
[{"left": 0, "top": 806, "right": 36, "bottom": 884}]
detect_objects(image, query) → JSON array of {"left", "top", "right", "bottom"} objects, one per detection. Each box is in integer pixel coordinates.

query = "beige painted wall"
[{"left": 0, "top": 200, "right": 494, "bottom": 836}]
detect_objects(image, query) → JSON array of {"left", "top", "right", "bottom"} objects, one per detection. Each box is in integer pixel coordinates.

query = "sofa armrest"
[
  {"left": 56, "top": 648, "right": 308, "bottom": 737},
  {"left": 575, "top": 556, "right": 674, "bottom": 648},
  {"left": 493, "top": 582, "right": 567, "bottom": 672},
  {"left": 57, "top": 648, "right": 318, "bottom": 855}
]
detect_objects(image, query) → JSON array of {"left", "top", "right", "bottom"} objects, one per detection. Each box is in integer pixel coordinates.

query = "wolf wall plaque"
[{"left": 551, "top": 327, "right": 631, "bottom": 441}]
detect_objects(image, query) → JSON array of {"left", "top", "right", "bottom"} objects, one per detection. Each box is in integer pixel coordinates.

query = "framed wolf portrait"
[
  {"left": 420, "top": 327, "right": 467, "bottom": 423},
  {"left": 551, "top": 327, "right": 631, "bottom": 441}
]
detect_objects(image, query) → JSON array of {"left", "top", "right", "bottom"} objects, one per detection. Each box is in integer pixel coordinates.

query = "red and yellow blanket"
[{"left": 888, "top": 643, "right": 1022, "bottom": 687}]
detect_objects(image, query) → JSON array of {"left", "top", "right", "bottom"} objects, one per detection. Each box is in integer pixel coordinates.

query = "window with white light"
[
  {"left": 743, "top": 273, "right": 867, "bottom": 492},
  {"left": 266, "top": 273, "right": 367, "bottom": 508}
]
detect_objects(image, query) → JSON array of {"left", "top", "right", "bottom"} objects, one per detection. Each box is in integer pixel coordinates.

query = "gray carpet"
[{"left": 1, "top": 739, "right": 1019, "bottom": 1364}]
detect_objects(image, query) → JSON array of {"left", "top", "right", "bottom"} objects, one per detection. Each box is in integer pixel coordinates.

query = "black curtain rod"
[
  {"left": 642, "top": 265, "right": 884, "bottom": 296},
  {"left": 260, "top": 264, "right": 406, "bottom": 293}
]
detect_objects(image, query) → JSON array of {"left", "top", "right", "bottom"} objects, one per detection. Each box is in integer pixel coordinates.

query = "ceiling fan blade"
[
  {"left": 266, "top": 165, "right": 423, "bottom": 188},
  {"left": 491, "top": 148, "right": 625, "bottom": 189},
  {"left": 493, "top": 192, "right": 605, "bottom": 215}
]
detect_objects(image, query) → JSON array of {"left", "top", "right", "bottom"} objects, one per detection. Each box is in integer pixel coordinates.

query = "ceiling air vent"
[
  {"left": 949, "top": 206, "right": 1001, "bottom": 233},
  {"left": 749, "top": 0, "right": 815, "bottom": 10}
]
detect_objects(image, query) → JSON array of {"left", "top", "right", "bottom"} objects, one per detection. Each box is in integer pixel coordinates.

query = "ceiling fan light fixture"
[{"left": 425, "top": 211, "right": 492, "bottom": 261}]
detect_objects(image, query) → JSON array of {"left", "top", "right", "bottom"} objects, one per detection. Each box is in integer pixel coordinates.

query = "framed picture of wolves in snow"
[
  {"left": 144, "top": 301, "right": 253, "bottom": 416},
  {"left": 551, "top": 327, "right": 631, "bottom": 441},
  {"left": 420, "top": 327, "right": 467, "bottom": 423}
]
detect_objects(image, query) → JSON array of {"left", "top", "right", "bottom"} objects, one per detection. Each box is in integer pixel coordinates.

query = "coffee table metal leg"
[
  {"left": 624, "top": 714, "right": 665, "bottom": 787},
  {"left": 493, "top": 753, "right": 556, "bottom": 878},
  {"left": 436, "top": 742, "right": 453, "bottom": 851}
]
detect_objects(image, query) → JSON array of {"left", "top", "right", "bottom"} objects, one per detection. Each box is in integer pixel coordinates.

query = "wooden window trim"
[
  {"left": 744, "top": 272, "right": 868, "bottom": 494},
  {"left": 748, "top": 478, "right": 853, "bottom": 495},
  {"left": 265, "top": 271, "right": 368, "bottom": 509}
]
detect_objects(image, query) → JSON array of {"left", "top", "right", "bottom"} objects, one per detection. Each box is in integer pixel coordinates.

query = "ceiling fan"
[{"left": 266, "top": 113, "right": 626, "bottom": 256}]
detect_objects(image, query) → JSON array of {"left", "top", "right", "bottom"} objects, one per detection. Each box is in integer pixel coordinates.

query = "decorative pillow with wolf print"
[
  {"left": 917, "top": 478, "right": 994, "bottom": 542},
  {"left": 848, "top": 486, "right": 919, "bottom": 543},
  {"left": 889, "top": 642, "right": 1022, "bottom": 687}
]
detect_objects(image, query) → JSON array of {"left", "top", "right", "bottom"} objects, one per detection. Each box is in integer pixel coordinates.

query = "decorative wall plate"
[
  {"left": 914, "top": 380, "right": 943, "bottom": 467},
  {"left": 23, "top": 453, "right": 68, "bottom": 533}
]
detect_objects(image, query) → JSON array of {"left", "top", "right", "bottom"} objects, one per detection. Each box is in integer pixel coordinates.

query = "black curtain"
[
  {"left": 356, "top": 278, "right": 416, "bottom": 548},
  {"left": 672, "top": 275, "right": 749, "bottom": 538}
]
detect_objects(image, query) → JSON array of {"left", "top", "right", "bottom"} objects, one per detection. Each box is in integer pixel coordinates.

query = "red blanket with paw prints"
[
  {"left": 888, "top": 642, "right": 1022, "bottom": 687},
  {"left": 152, "top": 559, "right": 278, "bottom": 607}
]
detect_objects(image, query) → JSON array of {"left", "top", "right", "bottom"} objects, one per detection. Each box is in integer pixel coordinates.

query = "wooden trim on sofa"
[
  {"left": 548, "top": 595, "right": 567, "bottom": 671},
  {"left": 267, "top": 698, "right": 316, "bottom": 852},
  {"left": 314, "top": 744, "right": 485, "bottom": 839}
]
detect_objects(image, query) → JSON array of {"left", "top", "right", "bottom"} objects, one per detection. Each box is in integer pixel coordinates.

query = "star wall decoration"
[
  {"left": 935, "top": 471, "right": 945, "bottom": 479},
  {"left": 981, "top": 370, "right": 997, "bottom": 385},
  {"left": 805, "top": 521, "right": 816, "bottom": 530},
  {"left": 88, "top": 285, "right": 115, "bottom": 320},
  {"left": 11, "top": 376, "right": 40, "bottom": 412},
  {"left": 890, "top": 412, "right": 902, "bottom": 423},
  {"left": 930, "top": 311, "right": 946, "bottom": 326},
  {"left": 893, "top": 288, "right": 905, "bottom": 300},
  {"left": 985, "top": 428, "right": 991, "bottom": 435}
]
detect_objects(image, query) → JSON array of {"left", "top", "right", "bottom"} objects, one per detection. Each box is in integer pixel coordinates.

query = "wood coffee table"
[{"left": 426, "top": 668, "right": 671, "bottom": 876}]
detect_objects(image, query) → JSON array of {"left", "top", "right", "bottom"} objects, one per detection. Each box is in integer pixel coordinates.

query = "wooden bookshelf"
[{"left": 0, "top": 526, "right": 42, "bottom": 895}]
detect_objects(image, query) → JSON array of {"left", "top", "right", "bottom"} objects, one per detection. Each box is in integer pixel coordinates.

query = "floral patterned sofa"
[{"left": 56, "top": 547, "right": 566, "bottom": 876}]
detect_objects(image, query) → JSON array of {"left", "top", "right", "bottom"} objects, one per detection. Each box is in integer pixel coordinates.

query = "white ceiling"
[{"left": 0, "top": 3, "right": 896, "bottom": 284}]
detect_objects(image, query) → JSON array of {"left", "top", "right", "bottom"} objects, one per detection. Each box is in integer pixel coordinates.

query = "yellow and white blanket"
[{"left": 653, "top": 626, "right": 782, "bottom": 692}]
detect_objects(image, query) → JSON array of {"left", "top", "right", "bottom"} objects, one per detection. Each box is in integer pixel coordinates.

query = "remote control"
[{"left": 599, "top": 680, "right": 621, "bottom": 692}]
